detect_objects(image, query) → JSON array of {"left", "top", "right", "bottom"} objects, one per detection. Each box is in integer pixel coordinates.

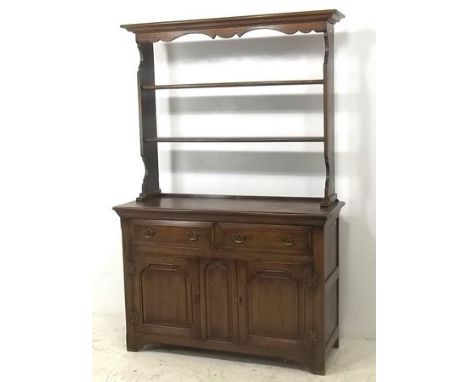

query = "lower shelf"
[{"left": 144, "top": 136, "right": 325, "bottom": 143}]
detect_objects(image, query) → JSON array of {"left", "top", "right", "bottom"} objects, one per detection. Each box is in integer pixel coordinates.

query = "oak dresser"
[{"left": 114, "top": 9, "right": 345, "bottom": 375}]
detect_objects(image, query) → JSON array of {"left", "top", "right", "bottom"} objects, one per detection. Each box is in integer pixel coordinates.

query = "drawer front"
[
  {"left": 217, "top": 223, "right": 310, "bottom": 254},
  {"left": 131, "top": 220, "right": 213, "bottom": 248}
]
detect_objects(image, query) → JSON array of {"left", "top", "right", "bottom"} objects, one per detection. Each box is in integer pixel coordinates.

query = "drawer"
[
  {"left": 216, "top": 223, "right": 311, "bottom": 254},
  {"left": 131, "top": 220, "right": 213, "bottom": 248}
]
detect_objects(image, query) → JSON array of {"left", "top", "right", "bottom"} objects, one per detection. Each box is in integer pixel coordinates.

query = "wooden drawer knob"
[
  {"left": 234, "top": 233, "right": 246, "bottom": 244},
  {"left": 282, "top": 235, "right": 295, "bottom": 247},
  {"left": 188, "top": 231, "right": 199, "bottom": 241},
  {"left": 143, "top": 227, "right": 155, "bottom": 239}
]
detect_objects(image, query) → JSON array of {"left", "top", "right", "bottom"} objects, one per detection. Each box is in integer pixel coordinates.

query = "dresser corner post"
[
  {"left": 322, "top": 216, "right": 341, "bottom": 357},
  {"left": 334, "top": 217, "right": 340, "bottom": 349},
  {"left": 126, "top": 329, "right": 141, "bottom": 352},
  {"left": 120, "top": 217, "right": 140, "bottom": 351},
  {"left": 310, "top": 224, "right": 327, "bottom": 372},
  {"left": 137, "top": 41, "right": 161, "bottom": 200}
]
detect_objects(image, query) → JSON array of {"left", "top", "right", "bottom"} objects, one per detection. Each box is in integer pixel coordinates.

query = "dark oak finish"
[
  {"left": 117, "top": 9, "right": 345, "bottom": 375},
  {"left": 115, "top": 193, "right": 342, "bottom": 220},
  {"left": 114, "top": 194, "right": 343, "bottom": 374},
  {"left": 145, "top": 137, "right": 325, "bottom": 143},
  {"left": 200, "top": 258, "right": 238, "bottom": 343},
  {"left": 122, "top": 9, "right": 344, "bottom": 208},
  {"left": 121, "top": 10, "right": 344, "bottom": 43},
  {"left": 130, "top": 219, "right": 213, "bottom": 248},
  {"left": 321, "top": 22, "right": 337, "bottom": 207},
  {"left": 137, "top": 42, "right": 161, "bottom": 201},
  {"left": 216, "top": 222, "right": 310, "bottom": 254},
  {"left": 238, "top": 260, "right": 309, "bottom": 349},
  {"left": 133, "top": 253, "right": 201, "bottom": 339},
  {"left": 142, "top": 79, "right": 323, "bottom": 90}
]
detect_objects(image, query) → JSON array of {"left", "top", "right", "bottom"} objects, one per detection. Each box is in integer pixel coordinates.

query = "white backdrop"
[
  {"left": 5, "top": 2, "right": 468, "bottom": 381},
  {"left": 92, "top": 1, "right": 375, "bottom": 340}
]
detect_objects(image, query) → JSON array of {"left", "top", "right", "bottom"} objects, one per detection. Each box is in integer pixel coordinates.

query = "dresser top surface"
[{"left": 113, "top": 194, "right": 344, "bottom": 219}]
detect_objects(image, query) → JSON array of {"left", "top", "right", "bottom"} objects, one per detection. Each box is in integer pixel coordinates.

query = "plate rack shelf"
[{"left": 121, "top": 9, "right": 344, "bottom": 207}]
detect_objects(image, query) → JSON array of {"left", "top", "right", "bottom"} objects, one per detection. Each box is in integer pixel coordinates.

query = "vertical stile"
[{"left": 321, "top": 23, "right": 337, "bottom": 208}]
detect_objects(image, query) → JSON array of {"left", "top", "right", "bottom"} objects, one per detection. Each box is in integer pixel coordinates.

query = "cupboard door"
[
  {"left": 237, "top": 260, "right": 310, "bottom": 350},
  {"left": 133, "top": 253, "right": 200, "bottom": 338},
  {"left": 200, "top": 258, "right": 238, "bottom": 343}
]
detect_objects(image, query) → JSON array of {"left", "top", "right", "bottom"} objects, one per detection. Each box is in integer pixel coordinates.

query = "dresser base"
[{"left": 114, "top": 194, "right": 344, "bottom": 375}]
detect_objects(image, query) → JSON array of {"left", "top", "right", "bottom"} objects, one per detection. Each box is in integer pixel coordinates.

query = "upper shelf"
[
  {"left": 142, "top": 79, "right": 323, "bottom": 90},
  {"left": 121, "top": 9, "right": 345, "bottom": 43}
]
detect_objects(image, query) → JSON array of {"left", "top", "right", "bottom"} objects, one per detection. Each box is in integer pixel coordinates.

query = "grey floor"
[{"left": 93, "top": 315, "right": 375, "bottom": 382}]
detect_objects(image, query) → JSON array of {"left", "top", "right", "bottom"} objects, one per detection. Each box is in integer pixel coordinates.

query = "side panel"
[
  {"left": 324, "top": 218, "right": 339, "bottom": 346},
  {"left": 324, "top": 219, "right": 338, "bottom": 279}
]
